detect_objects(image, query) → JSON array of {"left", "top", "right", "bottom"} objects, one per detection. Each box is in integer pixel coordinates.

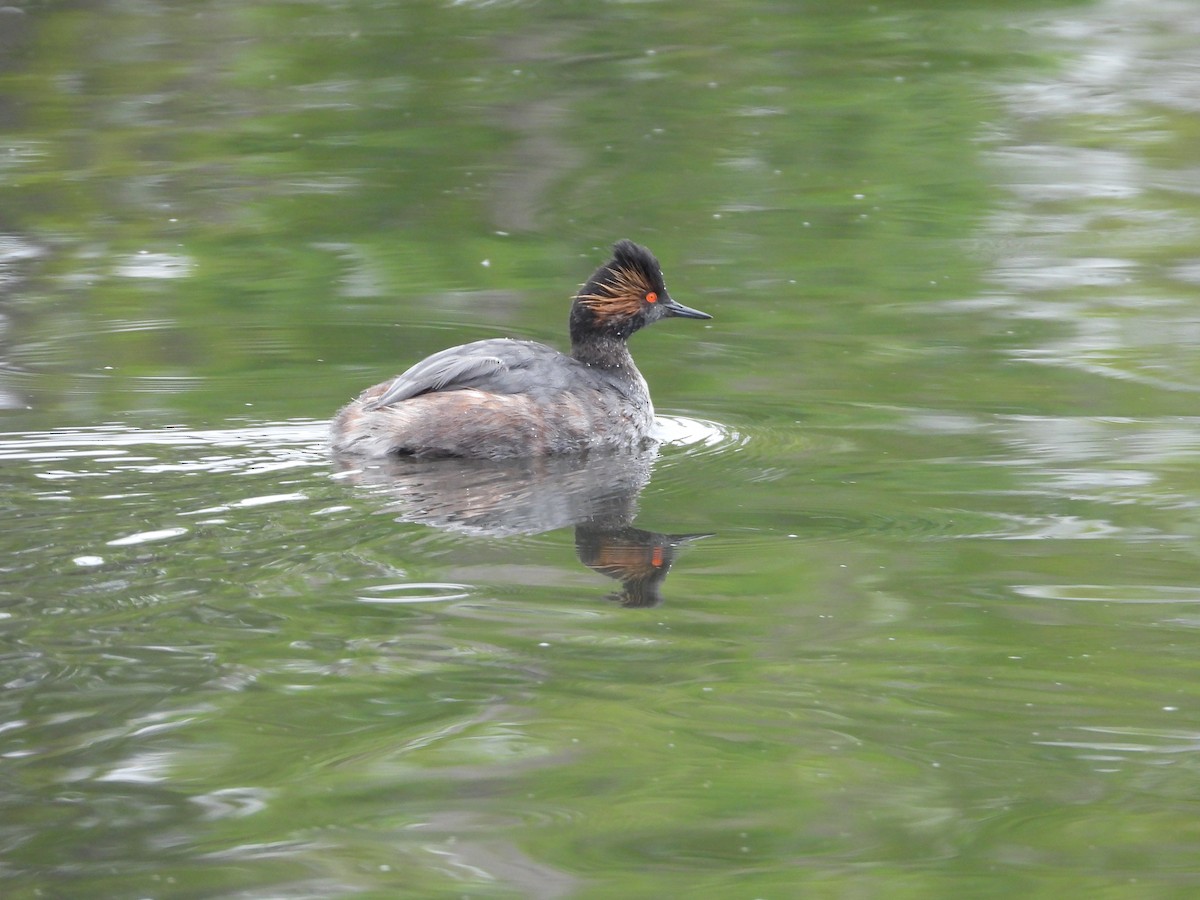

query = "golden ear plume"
[{"left": 577, "top": 265, "right": 651, "bottom": 317}]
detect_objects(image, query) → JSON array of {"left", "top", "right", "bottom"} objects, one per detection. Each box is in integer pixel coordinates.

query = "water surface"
[{"left": 4, "top": 0, "right": 1200, "bottom": 896}]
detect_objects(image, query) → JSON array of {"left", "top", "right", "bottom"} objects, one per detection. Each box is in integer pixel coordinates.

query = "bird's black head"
[{"left": 570, "top": 240, "right": 710, "bottom": 346}]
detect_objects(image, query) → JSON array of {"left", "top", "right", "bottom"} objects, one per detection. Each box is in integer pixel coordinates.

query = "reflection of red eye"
[{"left": 646, "top": 292, "right": 658, "bottom": 303}]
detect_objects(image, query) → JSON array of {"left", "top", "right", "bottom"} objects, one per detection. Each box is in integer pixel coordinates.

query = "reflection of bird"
[
  {"left": 332, "top": 449, "right": 654, "bottom": 537},
  {"left": 333, "top": 448, "right": 710, "bottom": 606},
  {"left": 575, "top": 526, "right": 711, "bottom": 608},
  {"left": 331, "top": 240, "right": 710, "bottom": 459}
]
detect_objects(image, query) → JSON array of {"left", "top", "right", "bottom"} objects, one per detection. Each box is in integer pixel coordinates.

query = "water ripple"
[
  {"left": 356, "top": 583, "right": 474, "bottom": 604},
  {"left": 653, "top": 414, "right": 747, "bottom": 457},
  {"left": 106, "top": 527, "right": 189, "bottom": 547},
  {"left": 0, "top": 421, "right": 329, "bottom": 474},
  {"left": 1014, "top": 584, "right": 1200, "bottom": 604},
  {"left": 1036, "top": 725, "right": 1200, "bottom": 757}
]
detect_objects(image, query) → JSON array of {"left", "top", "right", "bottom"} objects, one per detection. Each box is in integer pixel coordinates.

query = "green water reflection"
[{"left": 4, "top": 0, "right": 1200, "bottom": 897}]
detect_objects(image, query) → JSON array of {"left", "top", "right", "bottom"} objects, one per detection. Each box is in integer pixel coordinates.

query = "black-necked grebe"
[{"left": 331, "top": 239, "right": 710, "bottom": 460}]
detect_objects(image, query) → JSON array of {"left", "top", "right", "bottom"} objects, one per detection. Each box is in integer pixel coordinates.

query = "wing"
[{"left": 366, "top": 339, "right": 553, "bottom": 409}]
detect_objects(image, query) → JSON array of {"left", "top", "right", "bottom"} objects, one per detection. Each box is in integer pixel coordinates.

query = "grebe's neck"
[{"left": 571, "top": 334, "right": 636, "bottom": 370}]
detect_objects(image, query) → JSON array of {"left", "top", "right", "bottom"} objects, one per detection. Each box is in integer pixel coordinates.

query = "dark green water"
[{"left": 4, "top": 0, "right": 1200, "bottom": 896}]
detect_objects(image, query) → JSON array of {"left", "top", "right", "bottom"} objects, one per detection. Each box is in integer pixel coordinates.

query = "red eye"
[{"left": 646, "top": 292, "right": 658, "bottom": 303}]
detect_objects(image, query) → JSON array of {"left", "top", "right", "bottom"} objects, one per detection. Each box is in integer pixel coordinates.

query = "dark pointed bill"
[{"left": 662, "top": 297, "right": 712, "bottom": 320}]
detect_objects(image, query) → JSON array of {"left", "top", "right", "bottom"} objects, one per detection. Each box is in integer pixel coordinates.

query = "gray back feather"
[{"left": 367, "top": 339, "right": 557, "bottom": 409}]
